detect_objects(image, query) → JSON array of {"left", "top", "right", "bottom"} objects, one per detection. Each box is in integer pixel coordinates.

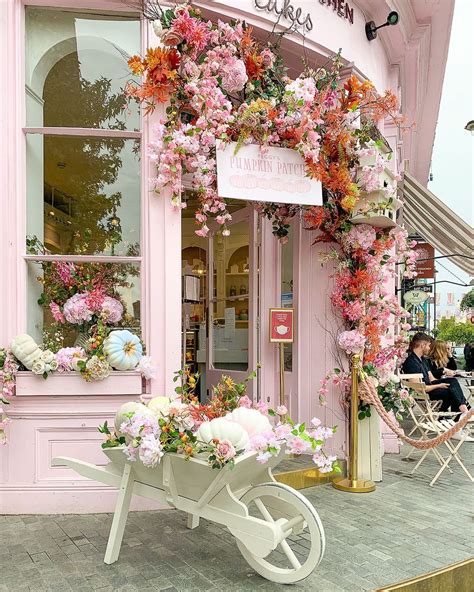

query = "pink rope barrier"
[{"left": 358, "top": 378, "right": 473, "bottom": 449}]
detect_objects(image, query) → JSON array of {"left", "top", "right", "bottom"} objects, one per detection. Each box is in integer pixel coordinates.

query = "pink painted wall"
[{"left": 0, "top": 0, "right": 452, "bottom": 512}]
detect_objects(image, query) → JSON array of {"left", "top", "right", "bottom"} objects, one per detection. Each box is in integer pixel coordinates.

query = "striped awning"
[{"left": 402, "top": 172, "right": 474, "bottom": 276}]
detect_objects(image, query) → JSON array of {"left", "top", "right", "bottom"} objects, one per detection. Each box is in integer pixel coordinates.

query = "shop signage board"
[
  {"left": 269, "top": 308, "right": 294, "bottom": 343},
  {"left": 252, "top": 0, "right": 355, "bottom": 32},
  {"left": 216, "top": 141, "right": 323, "bottom": 206},
  {"left": 404, "top": 290, "right": 430, "bottom": 306},
  {"left": 413, "top": 243, "right": 435, "bottom": 278}
]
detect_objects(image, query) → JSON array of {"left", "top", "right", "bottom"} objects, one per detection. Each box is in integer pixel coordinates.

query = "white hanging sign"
[{"left": 216, "top": 141, "right": 323, "bottom": 206}]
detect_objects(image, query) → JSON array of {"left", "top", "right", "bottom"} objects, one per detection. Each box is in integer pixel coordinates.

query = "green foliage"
[
  {"left": 436, "top": 317, "right": 474, "bottom": 344},
  {"left": 460, "top": 290, "right": 474, "bottom": 311}
]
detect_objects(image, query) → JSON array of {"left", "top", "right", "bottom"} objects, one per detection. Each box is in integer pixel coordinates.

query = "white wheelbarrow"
[{"left": 53, "top": 447, "right": 325, "bottom": 584}]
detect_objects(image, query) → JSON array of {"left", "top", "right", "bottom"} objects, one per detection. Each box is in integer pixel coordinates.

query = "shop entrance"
[{"left": 181, "top": 201, "right": 259, "bottom": 401}]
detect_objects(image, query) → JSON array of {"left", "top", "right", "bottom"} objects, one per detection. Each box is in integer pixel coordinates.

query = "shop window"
[
  {"left": 26, "top": 261, "right": 140, "bottom": 347},
  {"left": 23, "top": 7, "right": 141, "bottom": 344},
  {"left": 281, "top": 225, "right": 294, "bottom": 371}
]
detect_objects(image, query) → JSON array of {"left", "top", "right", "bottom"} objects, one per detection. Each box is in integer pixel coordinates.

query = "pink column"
[
  {"left": 296, "top": 223, "right": 347, "bottom": 458},
  {"left": 258, "top": 218, "right": 280, "bottom": 407},
  {"left": 141, "top": 25, "right": 181, "bottom": 398}
]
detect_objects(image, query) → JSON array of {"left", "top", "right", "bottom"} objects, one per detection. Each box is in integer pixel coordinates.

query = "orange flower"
[
  {"left": 245, "top": 52, "right": 264, "bottom": 80},
  {"left": 304, "top": 206, "right": 326, "bottom": 229},
  {"left": 128, "top": 55, "right": 145, "bottom": 75}
]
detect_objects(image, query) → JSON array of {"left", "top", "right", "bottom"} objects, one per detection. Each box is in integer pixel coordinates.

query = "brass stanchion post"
[
  {"left": 332, "top": 354, "right": 375, "bottom": 493},
  {"left": 279, "top": 342, "right": 285, "bottom": 406}
]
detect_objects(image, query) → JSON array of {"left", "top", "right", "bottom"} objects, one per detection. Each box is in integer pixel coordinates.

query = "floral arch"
[{"left": 125, "top": 2, "right": 418, "bottom": 412}]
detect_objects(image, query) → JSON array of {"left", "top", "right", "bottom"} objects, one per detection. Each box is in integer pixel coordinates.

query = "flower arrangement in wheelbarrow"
[{"left": 100, "top": 369, "right": 340, "bottom": 474}]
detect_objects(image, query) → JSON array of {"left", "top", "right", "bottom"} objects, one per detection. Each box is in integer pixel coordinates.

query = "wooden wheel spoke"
[
  {"left": 280, "top": 540, "right": 302, "bottom": 570},
  {"left": 255, "top": 498, "right": 275, "bottom": 523}
]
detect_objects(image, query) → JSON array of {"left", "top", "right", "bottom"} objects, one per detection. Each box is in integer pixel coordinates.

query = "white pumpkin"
[
  {"left": 10, "top": 334, "right": 43, "bottom": 370},
  {"left": 197, "top": 417, "right": 249, "bottom": 450},
  {"left": 104, "top": 330, "right": 143, "bottom": 370},
  {"left": 147, "top": 396, "right": 172, "bottom": 418},
  {"left": 226, "top": 407, "right": 272, "bottom": 438},
  {"left": 114, "top": 401, "right": 154, "bottom": 434}
]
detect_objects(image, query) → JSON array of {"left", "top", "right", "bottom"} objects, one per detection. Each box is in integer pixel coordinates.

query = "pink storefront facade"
[{"left": 0, "top": 0, "right": 453, "bottom": 513}]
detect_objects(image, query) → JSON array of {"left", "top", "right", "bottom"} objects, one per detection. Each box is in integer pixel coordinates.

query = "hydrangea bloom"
[
  {"left": 63, "top": 293, "right": 93, "bottom": 324},
  {"left": 101, "top": 297, "right": 123, "bottom": 323},
  {"left": 338, "top": 330, "right": 366, "bottom": 355},
  {"left": 55, "top": 347, "right": 87, "bottom": 373}
]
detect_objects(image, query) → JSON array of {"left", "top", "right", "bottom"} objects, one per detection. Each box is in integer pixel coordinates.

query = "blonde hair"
[{"left": 429, "top": 340, "right": 449, "bottom": 369}]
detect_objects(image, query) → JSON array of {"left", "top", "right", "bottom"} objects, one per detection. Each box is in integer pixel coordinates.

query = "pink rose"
[
  {"left": 276, "top": 405, "right": 288, "bottom": 416},
  {"left": 161, "top": 29, "right": 184, "bottom": 46},
  {"left": 215, "top": 439, "right": 236, "bottom": 462}
]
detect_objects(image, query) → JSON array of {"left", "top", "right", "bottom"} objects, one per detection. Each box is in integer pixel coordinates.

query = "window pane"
[
  {"left": 281, "top": 225, "right": 293, "bottom": 371},
  {"left": 26, "top": 135, "right": 140, "bottom": 256},
  {"left": 25, "top": 8, "right": 140, "bottom": 130},
  {"left": 27, "top": 261, "right": 140, "bottom": 347},
  {"left": 211, "top": 221, "right": 249, "bottom": 371}
]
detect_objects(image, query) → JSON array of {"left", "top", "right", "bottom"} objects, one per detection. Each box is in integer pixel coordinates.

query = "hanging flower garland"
[{"left": 126, "top": 2, "right": 417, "bottom": 409}]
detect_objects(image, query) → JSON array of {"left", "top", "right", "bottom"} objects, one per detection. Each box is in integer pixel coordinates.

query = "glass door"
[{"left": 205, "top": 206, "right": 259, "bottom": 399}]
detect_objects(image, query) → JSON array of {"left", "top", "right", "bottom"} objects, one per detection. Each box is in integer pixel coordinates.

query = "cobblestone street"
[{"left": 1, "top": 447, "right": 473, "bottom": 592}]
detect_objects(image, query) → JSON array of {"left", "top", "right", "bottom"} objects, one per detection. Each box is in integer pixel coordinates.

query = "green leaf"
[{"left": 299, "top": 423, "right": 306, "bottom": 433}]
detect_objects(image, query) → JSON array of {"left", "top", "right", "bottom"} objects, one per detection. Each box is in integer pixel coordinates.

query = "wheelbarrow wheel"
[{"left": 236, "top": 482, "right": 325, "bottom": 584}]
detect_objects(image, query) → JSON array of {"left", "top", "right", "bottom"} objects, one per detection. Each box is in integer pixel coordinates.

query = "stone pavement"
[{"left": 1, "top": 446, "right": 473, "bottom": 592}]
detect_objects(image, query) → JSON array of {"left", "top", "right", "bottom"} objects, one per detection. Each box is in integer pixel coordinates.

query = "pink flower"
[
  {"left": 63, "top": 293, "right": 93, "bottom": 324},
  {"left": 260, "top": 48, "right": 275, "bottom": 68},
  {"left": 274, "top": 423, "right": 292, "bottom": 439},
  {"left": 101, "top": 297, "right": 123, "bottom": 323},
  {"left": 338, "top": 330, "right": 366, "bottom": 355},
  {"left": 55, "top": 347, "right": 86, "bottom": 372},
  {"left": 195, "top": 225, "right": 209, "bottom": 237},
  {"left": 276, "top": 405, "right": 288, "bottom": 416},
  {"left": 256, "top": 451, "right": 272, "bottom": 464},
  {"left": 344, "top": 225, "right": 377, "bottom": 251},
  {"left": 255, "top": 400, "right": 269, "bottom": 415},
  {"left": 50, "top": 301, "right": 65, "bottom": 324},
  {"left": 138, "top": 434, "right": 163, "bottom": 468},
  {"left": 287, "top": 436, "right": 307, "bottom": 455},
  {"left": 399, "top": 388, "right": 410, "bottom": 400},
  {"left": 215, "top": 439, "right": 236, "bottom": 461},
  {"left": 138, "top": 356, "right": 157, "bottom": 380},
  {"left": 221, "top": 58, "right": 248, "bottom": 94},
  {"left": 85, "top": 289, "right": 105, "bottom": 313},
  {"left": 238, "top": 395, "right": 252, "bottom": 408},
  {"left": 55, "top": 262, "right": 75, "bottom": 286}
]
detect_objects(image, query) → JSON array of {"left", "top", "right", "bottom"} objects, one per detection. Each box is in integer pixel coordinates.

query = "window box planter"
[{"left": 15, "top": 371, "right": 144, "bottom": 397}]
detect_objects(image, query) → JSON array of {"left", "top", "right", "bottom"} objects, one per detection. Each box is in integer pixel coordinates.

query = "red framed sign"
[{"left": 269, "top": 308, "right": 294, "bottom": 343}]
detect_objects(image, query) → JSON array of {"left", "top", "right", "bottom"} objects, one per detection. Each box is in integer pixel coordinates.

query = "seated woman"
[
  {"left": 427, "top": 340, "right": 457, "bottom": 379},
  {"left": 402, "top": 333, "right": 471, "bottom": 418}
]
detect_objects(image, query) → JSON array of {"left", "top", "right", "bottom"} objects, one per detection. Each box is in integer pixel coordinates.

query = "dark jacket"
[
  {"left": 401, "top": 352, "right": 432, "bottom": 384},
  {"left": 427, "top": 357, "right": 457, "bottom": 379}
]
